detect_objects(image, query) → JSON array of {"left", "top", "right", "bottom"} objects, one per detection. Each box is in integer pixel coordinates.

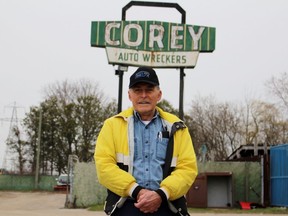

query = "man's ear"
[
  {"left": 128, "top": 90, "right": 132, "bottom": 101},
  {"left": 157, "top": 90, "right": 162, "bottom": 101}
]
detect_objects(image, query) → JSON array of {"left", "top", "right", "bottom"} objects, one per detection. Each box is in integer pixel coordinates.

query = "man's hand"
[{"left": 134, "top": 189, "right": 162, "bottom": 213}]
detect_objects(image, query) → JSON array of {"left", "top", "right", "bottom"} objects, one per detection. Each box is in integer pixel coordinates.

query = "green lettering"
[
  {"left": 142, "top": 53, "right": 151, "bottom": 61},
  {"left": 166, "top": 55, "right": 171, "bottom": 63},
  {"left": 182, "top": 55, "right": 186, "bottom": 63},
  {"left": 118, "top": 53, "right": 123, "bottom": 61}
]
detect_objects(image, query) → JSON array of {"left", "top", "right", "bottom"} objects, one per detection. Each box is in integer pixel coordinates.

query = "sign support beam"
[
  {"left": 115, "top": 69, "right": 124, "bottom": 113},
  {"left": 179, "top": 69, "right": 185, "bottom": 120},
  {"left": 121, "top": 1, "right": 186, "bottom": 119}
]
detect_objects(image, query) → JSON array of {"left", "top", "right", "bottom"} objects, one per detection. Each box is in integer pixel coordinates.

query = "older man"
[{"left": 94, "top": 67, "right": 198, "bottom": 216}]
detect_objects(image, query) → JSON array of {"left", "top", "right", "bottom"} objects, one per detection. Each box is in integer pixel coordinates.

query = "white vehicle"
[{"left": 55, "top": 174, "right": 71, "bottom": 186}]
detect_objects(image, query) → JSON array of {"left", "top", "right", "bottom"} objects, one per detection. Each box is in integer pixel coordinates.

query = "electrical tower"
[{"left": 0, "top": 102, "right": 24, "bottom": 171}]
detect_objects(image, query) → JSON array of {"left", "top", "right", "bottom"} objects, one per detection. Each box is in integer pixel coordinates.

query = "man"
[{"left": 94, "top": 67, "right": 198, "bottom": 215}]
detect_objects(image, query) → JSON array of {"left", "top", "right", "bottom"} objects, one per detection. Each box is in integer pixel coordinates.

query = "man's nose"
[{"left": 140, "top": 90, "right": 147, "bottom": 97}]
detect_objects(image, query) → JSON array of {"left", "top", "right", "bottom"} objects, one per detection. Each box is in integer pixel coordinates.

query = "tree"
[
  {"left": 266, "top": 72, "right": 288, "bottom": 113},
  {"left": 6, "top": 125, "right": 29, "bottom": 174},
  {"left": 23, "top": 79, "right": 117, "bottom": 174},
  {"left": 248, "top": 100, "right": 288, "bottom": 146},
  {"left": 23, "top": 98, "right": 65, "bottom": 174},
  {"left": 157, "top": 99, "right": 178, "bottom": 116},
  {"left": 188, "top": 96, "right": 245, "bottom": 161}
]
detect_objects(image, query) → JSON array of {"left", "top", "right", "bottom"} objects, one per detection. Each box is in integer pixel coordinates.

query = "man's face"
[{"left": 128, "top": 83, "right": 162, "bottom": 120}]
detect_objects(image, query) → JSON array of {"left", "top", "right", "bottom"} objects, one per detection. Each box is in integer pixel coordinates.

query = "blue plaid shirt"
[{"left": 133, "top": 111, "right": 169, "bottom": 190}]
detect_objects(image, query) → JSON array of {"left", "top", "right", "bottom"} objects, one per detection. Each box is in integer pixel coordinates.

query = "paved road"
[{"left": 0, "top": 191, "right": 279, "bottom": 216}]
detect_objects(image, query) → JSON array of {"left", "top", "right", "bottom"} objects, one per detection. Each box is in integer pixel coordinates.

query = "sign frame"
[{"left": 90, "top": 1, "right": 216, "bottom": 119}]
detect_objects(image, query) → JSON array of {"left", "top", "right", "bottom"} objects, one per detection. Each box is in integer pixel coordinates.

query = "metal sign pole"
[
  {"left": 122, "top": 1, "right": 186, "bottom": 119},
  {"left": 179, "top": 69, "right": 185, "bottom": 120},
  {"left": 115, "top": 69, "right": 124, "bottom": 113}
]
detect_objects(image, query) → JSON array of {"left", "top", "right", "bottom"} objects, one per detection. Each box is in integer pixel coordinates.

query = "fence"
[
  {"left": 68, "top": 161, "right": 262, "bottom": 208},
  {"left": 0, "top": 161, "right": 262, "bottom": 208},
  {"left": 0, "top": 175, "right": 55, "bottom": 191}
]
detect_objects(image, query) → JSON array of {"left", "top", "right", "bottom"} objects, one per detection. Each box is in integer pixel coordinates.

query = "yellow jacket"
[{"left": 94, "top": 106, "right": 198, "bottom": 214}]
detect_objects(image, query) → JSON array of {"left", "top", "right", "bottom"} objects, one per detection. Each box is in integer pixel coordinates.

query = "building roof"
[{"left": 226, "top": 144, "right": 270, "bottom": 161}]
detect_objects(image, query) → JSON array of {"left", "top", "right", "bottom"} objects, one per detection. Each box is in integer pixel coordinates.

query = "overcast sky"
[{"left": 1, "top": 0, "right": 288, "bottom": 169}]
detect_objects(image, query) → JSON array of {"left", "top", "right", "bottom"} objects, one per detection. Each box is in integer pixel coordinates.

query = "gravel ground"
[
  {"left": 0, "top": 191, "right": 102, "bottom": 216},
  {"left": 0, "top": 191, "right": 278, "bottom": 216}
]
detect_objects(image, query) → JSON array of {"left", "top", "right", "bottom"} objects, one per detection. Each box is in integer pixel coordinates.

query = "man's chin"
[
  {"left": 136, "top": 107, "right": 154, "bottom": 115},
  {"left": 136, "top": 104, "right": 150, "bottom": 109},
  {"left": 137, "top": 108, "right": 151, "bottom": 113}
]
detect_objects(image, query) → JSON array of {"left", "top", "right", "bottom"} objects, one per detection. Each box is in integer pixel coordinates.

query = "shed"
[{"left": 186, "top": 172, "right": 233, "bottom": 208}]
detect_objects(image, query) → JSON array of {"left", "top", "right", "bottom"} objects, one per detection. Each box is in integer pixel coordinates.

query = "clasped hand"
[{"left": 134, "top": 189, "right": 162, "bottom": 213}]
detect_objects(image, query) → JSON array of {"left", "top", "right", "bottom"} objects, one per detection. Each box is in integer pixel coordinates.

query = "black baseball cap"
[{"left": 129, "top": 67, "right": 160, "bottom": 88}]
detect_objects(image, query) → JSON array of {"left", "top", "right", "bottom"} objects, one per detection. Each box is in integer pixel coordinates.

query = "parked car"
[
  {"left": 56, "top": 174, "right": 70, "bottom": 186},
  {"left": 54, "top": 174, "right": 72, "bottom": 191}
]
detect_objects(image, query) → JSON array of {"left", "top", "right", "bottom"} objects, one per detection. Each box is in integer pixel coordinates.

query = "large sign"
[{"left": 91, "top": 20, "right": 216, "bottom": 68}]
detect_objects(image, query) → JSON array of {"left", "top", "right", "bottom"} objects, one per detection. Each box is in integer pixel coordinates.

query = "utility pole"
[{"left": 34, "top": 108, "right": 42, "bottom": 189}]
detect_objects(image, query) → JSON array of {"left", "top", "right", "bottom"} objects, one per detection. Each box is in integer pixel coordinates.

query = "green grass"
[
  {"left": 88, "top": 205, "right": 104, "bottom": 211},
  {"left": 189, "top": 207, "right": 288, "bottom": 214},
  {"left": 88, "top": 205, "right": 288, "bottom": 214}
]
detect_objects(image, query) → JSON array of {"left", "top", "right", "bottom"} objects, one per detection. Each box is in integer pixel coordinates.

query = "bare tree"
[
  {"left": 188, "top": 96, "right": 243, "bottom": 161},
  {"left": 187, "top": 95, "right": 287, "bottom": 161},
  {"left": 265, "top": 72, "right": 288, "bottom": 112},
  {"left": 250, "top": 100, "right": 287, "bottom": 146}
]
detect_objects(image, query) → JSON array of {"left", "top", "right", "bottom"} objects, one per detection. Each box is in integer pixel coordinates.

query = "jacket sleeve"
[
  {"left": 160, "top": 127, "right": 198, "bottom": 200},
  {"left": 94, "top": 118, "right": 136, "bottom": 197}
]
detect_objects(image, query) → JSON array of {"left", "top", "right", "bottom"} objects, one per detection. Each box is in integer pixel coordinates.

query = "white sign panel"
[{"left": 106, "top": 47, "right": 199, "bottom": 68}]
